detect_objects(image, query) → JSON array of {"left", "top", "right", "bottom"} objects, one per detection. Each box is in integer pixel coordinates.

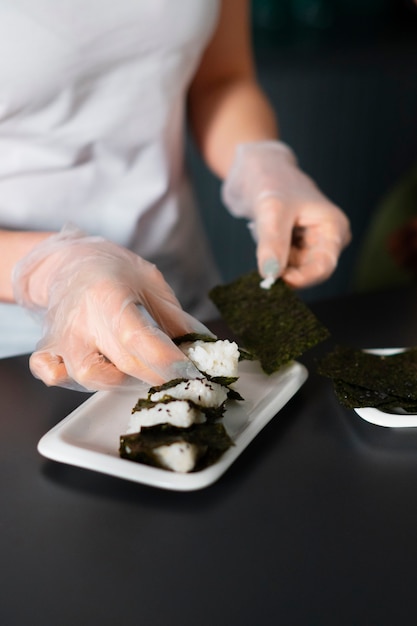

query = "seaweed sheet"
[
  {"left": 318, "top": 346, "right": 417, "bottom": 410},
  {"left": 209, "top": 270, "right": 329, "bottom": 374}
]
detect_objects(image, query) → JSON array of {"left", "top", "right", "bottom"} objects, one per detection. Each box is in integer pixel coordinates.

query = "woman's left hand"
[{"left": 222, "top": 141, "right": 351, "bottom": 288}]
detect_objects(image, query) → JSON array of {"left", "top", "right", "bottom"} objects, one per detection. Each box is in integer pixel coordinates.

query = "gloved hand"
[
  {"left": 12, "top": 224, "right": 210, "bottom": 391},
  {"left": 222, "top": 141, "right": 351, "bottom": 288}
]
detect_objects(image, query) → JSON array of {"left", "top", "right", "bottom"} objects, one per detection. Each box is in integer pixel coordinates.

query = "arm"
[
  {"left": 188, "top": 0, "right": 277, "bottom": 177},
  {"left": 188, "top": 0, "right": 351, "bottom": 288}
]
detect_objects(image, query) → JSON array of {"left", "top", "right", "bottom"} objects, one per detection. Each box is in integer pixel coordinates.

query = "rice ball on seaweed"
[
  {"left": 127, "top": 398, "right": 206, "bottom": 434},
  {"left": 149, "top": 377, "right": 228, "bottom": 409},
  {"left": 179, "top": 338, "right": 240, "bottom": 379}
]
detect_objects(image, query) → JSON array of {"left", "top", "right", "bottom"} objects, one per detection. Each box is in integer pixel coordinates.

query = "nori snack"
[
  {"left": 131, "top": 396, "right": 221, "bottom": 418},
  {"left": 173, "top": 333, "right": 247, "bottom": 400},
  {"left": 209, "top": 270, "right": 329, "bottom": 374},
  {"left": 147, "top": 376, "right": 243, "bottom": 407},
  {"left": 119, "top": 422, "right": 234, "bottom": 472},
  {"left": 143, "top": 396, "right": 226, "bottom": 422},
  {"left": 318, "top": 346, "right": 417, "bottom": 410},
  {"left": 144, "top": 378, "right": 228, "bottom": 420},
  {"left": 122, "top": 339, "right": 243, "bottom": 473}
]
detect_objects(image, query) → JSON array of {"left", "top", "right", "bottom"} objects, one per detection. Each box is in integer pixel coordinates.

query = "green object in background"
[{"left": 352, "top": 163, "right": 417, "bottom": 293}]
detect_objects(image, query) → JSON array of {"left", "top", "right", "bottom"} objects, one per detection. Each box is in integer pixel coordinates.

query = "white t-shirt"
[{"left": 0, "top": 0, "right": 222, "bottom": 357}]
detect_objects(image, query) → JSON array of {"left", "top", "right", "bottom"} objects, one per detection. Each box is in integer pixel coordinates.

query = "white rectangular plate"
[{"left": 38, "top": 360, "right": 308, "bottom": 491}]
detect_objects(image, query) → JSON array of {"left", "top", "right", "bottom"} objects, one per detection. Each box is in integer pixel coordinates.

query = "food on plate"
[
  {"left": 148, "top": 377, "right": 229, "bottom": 414},
  {"left": 119, "top": 338, "right": 239, "bottom": 472},
  {"left": 209, "top": 270, "right": 329, "bottom": 374},
  {"left": 317, "top": 345, "right": 417, "bottom": 412},
  {"left": 176, "top": 335, "right": 240, "bottom": 379},
  {"left": 126, "top": 398, "right": 206, "bottom": 433},
  {"left": 120, "top": 423, "right": 233, "bottom": 473}
]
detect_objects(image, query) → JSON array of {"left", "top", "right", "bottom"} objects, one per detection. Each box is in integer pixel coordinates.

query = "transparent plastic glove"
[
  {"left": 12, "top": 225, "right": 211, "bottom": 391},
  {"left": 222, "top": 141, "right": 351, "bottom": 288}
]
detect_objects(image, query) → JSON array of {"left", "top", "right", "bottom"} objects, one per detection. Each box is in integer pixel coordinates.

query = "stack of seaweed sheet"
[
  {"left": 119, "top": 337, "right": 240, "bottom": 472},
  {"left": 318, "top": 346, "right": 417, "bottom": 412}
]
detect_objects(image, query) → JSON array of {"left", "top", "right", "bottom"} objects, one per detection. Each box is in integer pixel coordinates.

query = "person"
[{"left": 0, "top": 0, "right": 351, "bottom": 391}]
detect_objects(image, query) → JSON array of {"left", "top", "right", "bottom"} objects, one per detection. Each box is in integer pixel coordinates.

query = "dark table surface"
[{"left": 2, "top": 286, "right": 417, "bottom": 626}]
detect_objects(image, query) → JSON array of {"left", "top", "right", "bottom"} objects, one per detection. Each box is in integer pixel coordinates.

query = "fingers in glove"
[
  {"left": 282, "top": 249, "right": 338, "bottom": 287},
  {"left": 99, "top": 301, "right": 201, "bottom": 386},
  {"left": 281, "top": 231, "right": 343, "bottom": 287},
  {"left": 29, "top": 352, "right": 71, "bottom": 388},
  {"left": 138, "top": 266, "right": 215, "bottom": 339},
  {"left": 253, "top": 196, "right": 293, "bottom": 284},
  {"left": 254, "top": 197, "right": 351, "bottom": 288},
  {"left": 30, "top": 304, "right": 202, "bottom": 391},
  {"left": 29, "top": 350, "right": 127, "bottom": 391}
]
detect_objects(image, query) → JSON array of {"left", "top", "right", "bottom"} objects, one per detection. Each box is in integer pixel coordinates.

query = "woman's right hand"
[{"left": 13, "top": 225, "right": 210, "bottom": 391}]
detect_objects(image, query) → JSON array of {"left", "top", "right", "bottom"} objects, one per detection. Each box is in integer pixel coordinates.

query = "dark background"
[{"left": 188, "top": 0, "right": 417, "bottom": 301}]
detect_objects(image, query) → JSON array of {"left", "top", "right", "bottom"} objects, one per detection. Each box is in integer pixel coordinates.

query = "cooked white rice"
[
  {"left": 180, "top": 339, "right": 240, "bottom": 378},
  {"left": 127, "top": 399, "right": 205, "bottom": 434},
  {"left": 149, "top": 377, "right": 228, "bottom": 408},
  {"left": 154, "top": 442, "right": 199, "bottom": 473}
]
